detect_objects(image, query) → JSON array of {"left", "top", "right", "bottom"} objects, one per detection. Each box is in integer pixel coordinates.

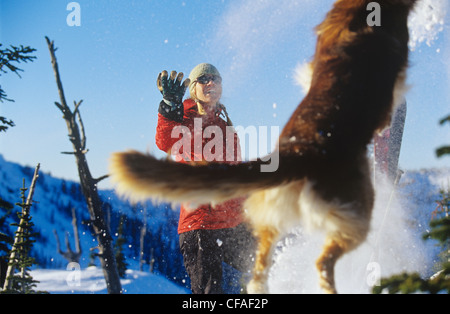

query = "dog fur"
[{"left": 109, "top": 0, "right": 417, "bottom": 293}]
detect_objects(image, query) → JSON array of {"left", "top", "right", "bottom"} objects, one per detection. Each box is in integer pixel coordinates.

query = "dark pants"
[{"left": 179, "top": 224, "right": 256, "bottom": 294}]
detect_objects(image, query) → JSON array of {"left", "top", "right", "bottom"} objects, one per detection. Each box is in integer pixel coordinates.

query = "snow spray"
[{"left": 267, "top": 171, "right": 431, "bottom": 294}]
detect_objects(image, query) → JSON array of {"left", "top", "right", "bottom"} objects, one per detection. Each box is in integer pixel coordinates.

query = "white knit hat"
[{"left": 188, "top": 63, "right": 221, "bottom": 96}]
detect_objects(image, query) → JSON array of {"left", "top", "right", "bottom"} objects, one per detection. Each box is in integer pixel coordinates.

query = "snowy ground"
[
  {"left": 267, "top": 170, "right": 450, "bottom": 294},
  {"left": 31, "top": 267, "right": 189, "bottom": 294}
]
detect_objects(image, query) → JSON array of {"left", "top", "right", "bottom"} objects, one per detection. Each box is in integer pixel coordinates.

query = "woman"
[{"left": 155, "top": 63, "right": 255, "bottom": 294}]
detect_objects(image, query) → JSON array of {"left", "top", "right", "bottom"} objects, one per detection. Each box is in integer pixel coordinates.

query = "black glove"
[
  {"left": 157, "top": 70, "right": 190, "bottom": 122},
  {"left": 157, "top": 70, "right": 190, "bottom": 105}
]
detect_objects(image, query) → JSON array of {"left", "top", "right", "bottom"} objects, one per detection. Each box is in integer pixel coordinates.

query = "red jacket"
[{"left": 155, "top": 99, "right": 245, "bottom": 234}]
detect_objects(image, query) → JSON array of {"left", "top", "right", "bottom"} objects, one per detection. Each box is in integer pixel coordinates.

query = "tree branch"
[
  {"left": 45, "top": 37, "right": 71, "bottom": 116},
  {"left": 73, "top": 100, "right": 83, "bottom": 115},
  {"left": 94, "top": 174, "right": 110, "bottom": 184},
  {"left": 76, "top": 107, "right": 87, "bottom": 151},
  {"left": 61, "top": 149, "right": 89, "bottom": 155},
  {"left": 54, "top": 101, "right": 65, "bottom": 113}
]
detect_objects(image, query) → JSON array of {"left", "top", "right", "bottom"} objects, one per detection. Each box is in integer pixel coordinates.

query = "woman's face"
[{"left": 195, "top": 75, "right": 222, "bottom": 107}]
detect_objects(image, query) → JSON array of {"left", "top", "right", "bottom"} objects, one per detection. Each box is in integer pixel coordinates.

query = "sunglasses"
[{"left": 196, "top": 75, "right": 222, "bottom": 85}]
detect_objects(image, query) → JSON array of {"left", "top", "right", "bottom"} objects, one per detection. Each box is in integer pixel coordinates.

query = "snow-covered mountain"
[
  {"left": 0, "top": 154, "right": 188, "bottom": 293},
  {"left": 1, "top": 154, "right": 449, "bottom": 293}
]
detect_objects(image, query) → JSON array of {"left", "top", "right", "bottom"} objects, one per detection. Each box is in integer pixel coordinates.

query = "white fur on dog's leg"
[
  {"left": 247, "top": 279, "right": 269, "bottom": 294},
  {"left": 247, "top": 226, "right": 278, "bottom": 294}
]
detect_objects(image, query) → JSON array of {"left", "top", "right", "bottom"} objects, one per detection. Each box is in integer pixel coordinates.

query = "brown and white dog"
[{"left": 109, "top": 0, "right": 417, "bottom": 293}]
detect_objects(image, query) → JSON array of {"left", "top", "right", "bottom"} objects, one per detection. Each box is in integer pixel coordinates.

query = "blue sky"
[{"left": 0, "top": 0, "right": 449, "bottom": 189}]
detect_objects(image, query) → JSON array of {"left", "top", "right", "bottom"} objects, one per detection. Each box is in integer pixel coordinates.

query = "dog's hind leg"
[
  {"left": 315, "top": 236, "right": 346, "bottom": 294},
  {"left": 315, "top": 216, "right": 370, "bottom": 294},
  {"left": 247, "top": 226, "right": 279, "bottom": 294}
]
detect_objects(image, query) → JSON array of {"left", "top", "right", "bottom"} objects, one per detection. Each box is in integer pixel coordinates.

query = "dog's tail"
[{"left": 109, "top": 150, "right": 315, "bottom": 204}]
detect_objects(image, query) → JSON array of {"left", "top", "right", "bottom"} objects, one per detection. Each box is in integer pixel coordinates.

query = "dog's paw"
[{"left": 247, "top": 279, "right": 268, "bottom": 294}]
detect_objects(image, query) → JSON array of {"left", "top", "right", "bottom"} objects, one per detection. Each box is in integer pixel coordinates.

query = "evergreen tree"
[
  {"left": 114, "top": 215, "right": 128, "bottom": 279},
  {"left": 436, "top": 114, "right": 450, "bottom": 158},
  {"left": 0, "top": 198, "right": 14, "bottom": 256},
  {"left": 0, "top": 198, "right": 14, "bottom": 288},
  {"left": 1, "top": 179, "right": 46, "bottom": 294},
  {"left": 432, "top": 114, "right": 450, "bottom": 270},
  {"left": 0, "top": 44, "right": 36, "bottom": 132},
  {"left": 427, "top": 189, "right": 450, "bottom": 268}
]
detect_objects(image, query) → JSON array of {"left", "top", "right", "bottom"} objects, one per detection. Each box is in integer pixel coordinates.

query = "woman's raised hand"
[{"left": 157, "top": 70, "right": 190, "bottom": 105}]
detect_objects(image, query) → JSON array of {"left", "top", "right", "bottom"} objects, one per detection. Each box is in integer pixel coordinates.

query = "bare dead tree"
[
  {"left": 53, "top": 208, "right": 82, "bottom": 263},
  {"left": 149, "top": 247, "right": 155, "bottom": 274},
  {"left": 45, "top": 36, "right": 121, "bottom": 294},
  {"left": 139, "top": 206, "right": 147, "bottom": 272}
]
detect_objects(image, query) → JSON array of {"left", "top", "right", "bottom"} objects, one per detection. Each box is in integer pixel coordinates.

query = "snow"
[
  {"left": 267, "top": 169, "right": 450, "bottom": 294},
  {"left": 31, "top": 267, "right": 188, "bottom": 294},
  {"left": 408, "top": 0, "right": 448, "bottom": 50}
]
